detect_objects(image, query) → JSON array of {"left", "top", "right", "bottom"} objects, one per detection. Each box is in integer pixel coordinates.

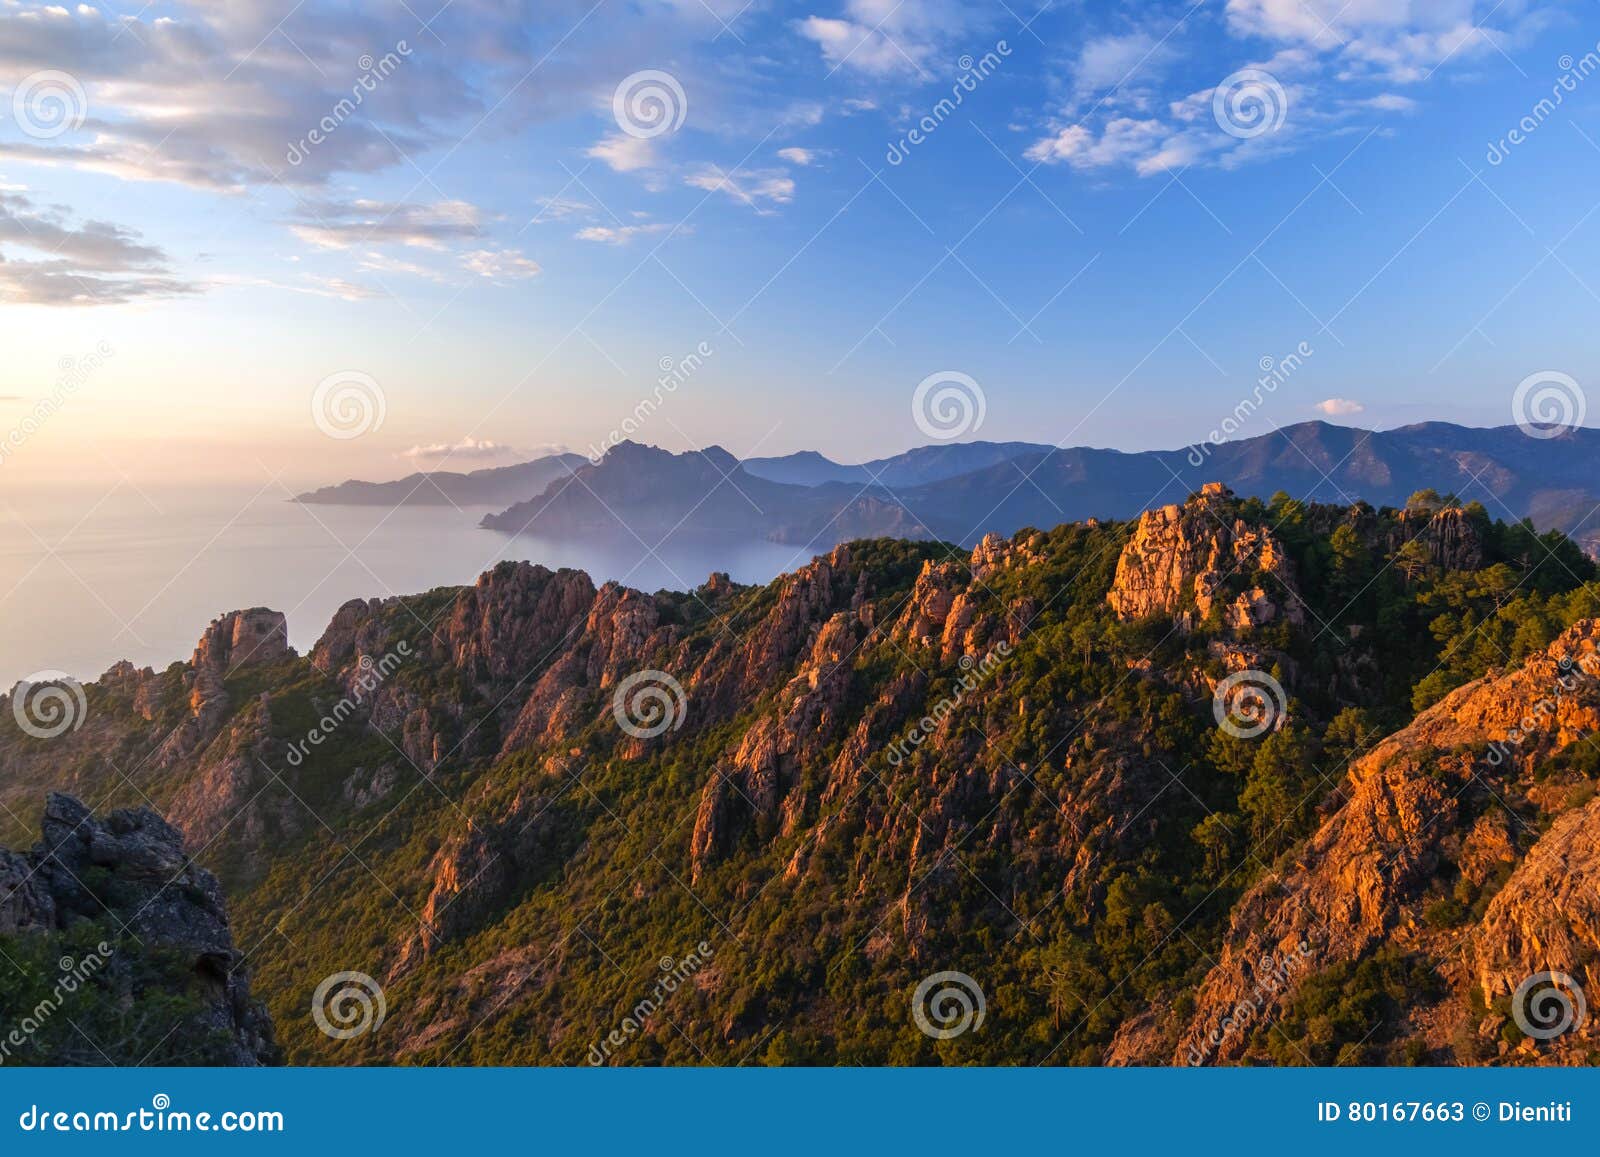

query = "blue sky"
[{"left": 1, "top": 0, "right": 1597, "bottom": 485}]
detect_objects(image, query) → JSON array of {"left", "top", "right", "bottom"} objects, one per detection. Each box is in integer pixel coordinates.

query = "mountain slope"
[
  {"left": 477, "top": 441, "right": 925, "bottom": 546},
  {"left": 821, "top": 422, "right": 1600, "bottom": 553},
  {"left": 744, "top": 441, "right": 1054, "bottom": 488},
  {"left": 3, "top": 487, "right": 1599, "bottom": 1066},
  {"left": 472, "top": 424, "right": 1600, "bottom": 558},
  {"left": 294, "top": 452, "right": 585, "bottom": 507},
  {"left": 0, "top": 793, "right": 279, "bottom": 1065}
]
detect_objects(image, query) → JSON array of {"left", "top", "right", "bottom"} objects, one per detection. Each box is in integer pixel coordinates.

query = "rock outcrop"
[
  {"left": 1107, "top": 484, "right": 1304, "bottom": 631},
  {"left": 1392, "top": 504, "right": 1486, "bottom": 573},
  {"left": 0, "top": 793, "right": 278, "bottom": 1065},
  {"left": 155, "top": 608, "right": 293, "bottom": 769},
  {"left": 6, "top": 486, "right": 1597, "bottom": 1068},
  {"left": 1473, "top": 796, "right": 1600, "bottom": 1022},
  {"left": 1158, "top": 622, "right": 1600, "bottom": 1066}
]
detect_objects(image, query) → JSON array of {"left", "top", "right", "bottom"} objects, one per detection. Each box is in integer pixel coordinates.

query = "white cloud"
[
  {"left": 778, "top": 147, "right": 819, "bottom": 165},
  {"left": 1073, "top": 31, "right": 1176, "bottom": 96},
  {"left": 587, "top": 133, "right": 661, "bottom": 173},
  {"left": 1025, "top": 118, "right": 1168, "bottom": 170},
  {"left": 574, "top": 223, "right": 675, "bottom": 245},
  {"left": 685, "top": 164, "right": 795, "bottom": 212},
  {"left": 529, "top": 195, "right": 593, "bottom": 221},
  {"left": 1024, "top": 3, "right": 1517, "bottom": 177},
  {"left": 795, "top": 0, "right": 973, "bottom": 77},
  {"left": 401, "top": 437, "right": 520, "bottom": 463},
  {"left": 0, "top": 189, "right": 194, "bottom": 305},
  {"left": 797, "top": 16, "right": 911, "bottom": 76},
  {"left": 290, "top": 199, "right": 485, "bottom": 250},
  {"left": 0, "top": 1, "right": 730, "bottom": 194},
  {"left": 1225, "top": 0, "right": 1501, "bottom": 81},
  {"left": 462, "top": 249, "right": 541, "bottom": 280},
  {"left": 357, "top": 251, "right": 447, "bottom": 281},
  {"left": 302, "top": 276, "right": 385, "bottom": 301},
  {"left": 1315, "top": 397, "right": 1366, "bottom": 416},
  {"left": 1361, "top": 92, "right": 1419, "bottom": 111}
]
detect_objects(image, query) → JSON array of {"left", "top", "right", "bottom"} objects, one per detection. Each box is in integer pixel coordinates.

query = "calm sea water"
[{"left": 0, "top": 485, "right": 805, "bottom": 687}]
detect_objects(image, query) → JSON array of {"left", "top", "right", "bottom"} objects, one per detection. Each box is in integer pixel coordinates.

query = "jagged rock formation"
[
  {"left": 1395, "top": 504, "right": 1486, "bottom": 572},
  {"left": 3, "top": 487, "right": 1597, "bottom": 1067},
  {"left": 1107, "top": 484, "right": 1304, "bottom": 631},
  {"left": 1145, "top": 623, "right": 1600, "bottom": 1066},
  {"left": 0, "top": 794, "right": 278, "bottom": 1065}
]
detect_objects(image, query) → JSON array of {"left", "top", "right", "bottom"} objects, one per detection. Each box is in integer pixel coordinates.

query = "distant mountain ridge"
[
  {"left": 294, "top": 451, "right": 585, "bottom": 506},
  {"left": 490, "top": 423, "right": 1600, "bottom": 556},
  {"left": 299, "top": 423, "right": 1600, "bottom": 556},
  {"left": 743, "top": 440, "right": 1054, "bottom": 487}
]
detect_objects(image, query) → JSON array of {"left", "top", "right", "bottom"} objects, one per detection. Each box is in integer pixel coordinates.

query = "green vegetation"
[
  {"left": 4, "top": 492, "right": 1598, "bottom": 1066},
  {"left": 0, "top": 920, "right": 250, "bottom": 1066}
]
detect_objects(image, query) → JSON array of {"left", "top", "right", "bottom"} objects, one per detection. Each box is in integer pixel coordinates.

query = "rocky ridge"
[
  {"left": 1107, "top": 484, "right": 1305, "bottom": 631},
  {"left": 3, "top": 483, "right": 1597, "bottom": 1066},
  {"left": 1133, "top": 622, "right": 1600, "bottom": 1066},
  {"left": 0, "top": 793, "right": 278, "bottom": 1065}
]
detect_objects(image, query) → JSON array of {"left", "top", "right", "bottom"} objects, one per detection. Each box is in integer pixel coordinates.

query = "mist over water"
[{"left": 0, "top": 485, "right": 803, "bottom": 687}]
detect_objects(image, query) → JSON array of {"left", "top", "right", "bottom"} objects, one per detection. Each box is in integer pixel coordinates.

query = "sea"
[{"left": 0, "top": 484, "right": 806, "bottom": 688}]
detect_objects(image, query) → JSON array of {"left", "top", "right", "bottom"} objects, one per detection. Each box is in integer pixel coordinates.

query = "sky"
[{"left": 1, "top": 0, "right": 1598, "bottom": 488}]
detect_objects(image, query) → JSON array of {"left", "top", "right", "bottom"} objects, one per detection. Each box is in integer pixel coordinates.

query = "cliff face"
[
  {"left": 1395, "top": 505, "right": 1486, "bottom": 572},
  {"left": 1107, "top": 484, "right": 1304, "bottom": 631},
  {"left": 0, "top": 793, "right": 278, "bottom": 1065},
  {"left": 1149, "top": 623, "right": 1600, "bottom": 1066}
]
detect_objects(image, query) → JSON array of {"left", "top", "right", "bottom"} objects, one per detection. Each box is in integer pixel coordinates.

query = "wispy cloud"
[
  {"left": 795, "top": 0, "right": 975, "bottom": 77},
  {"left": 1022, "top": 2, "right": 1522, "bottom": 177},
  {"left": 462, "top": 249, "right": 541, "bottom": 280},
  {"left": 289, "top": 199, "right": 486, "bottom": 250},
  {"left": 401, "top": 436, "right": 520, "bottom": 462},
  {"left": 575, "top": 223, "right": 676, "bottom": 245},
  {"left": 587, "top": 134, "right": 661, "bottom": 173},
  {"left": 0, "top": 190, "right": 195, "bottom": 306},
  {"left": 685, "top": 164, "right": 795, "bottom": 212}
]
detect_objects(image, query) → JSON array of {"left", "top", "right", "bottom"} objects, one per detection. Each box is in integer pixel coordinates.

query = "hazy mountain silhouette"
[
  {"left": 294, "top": 451, "right": 585, "bottom": 507},
  {"left": 304, "top": 423, "right": 1600, "bottom": 556}
]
